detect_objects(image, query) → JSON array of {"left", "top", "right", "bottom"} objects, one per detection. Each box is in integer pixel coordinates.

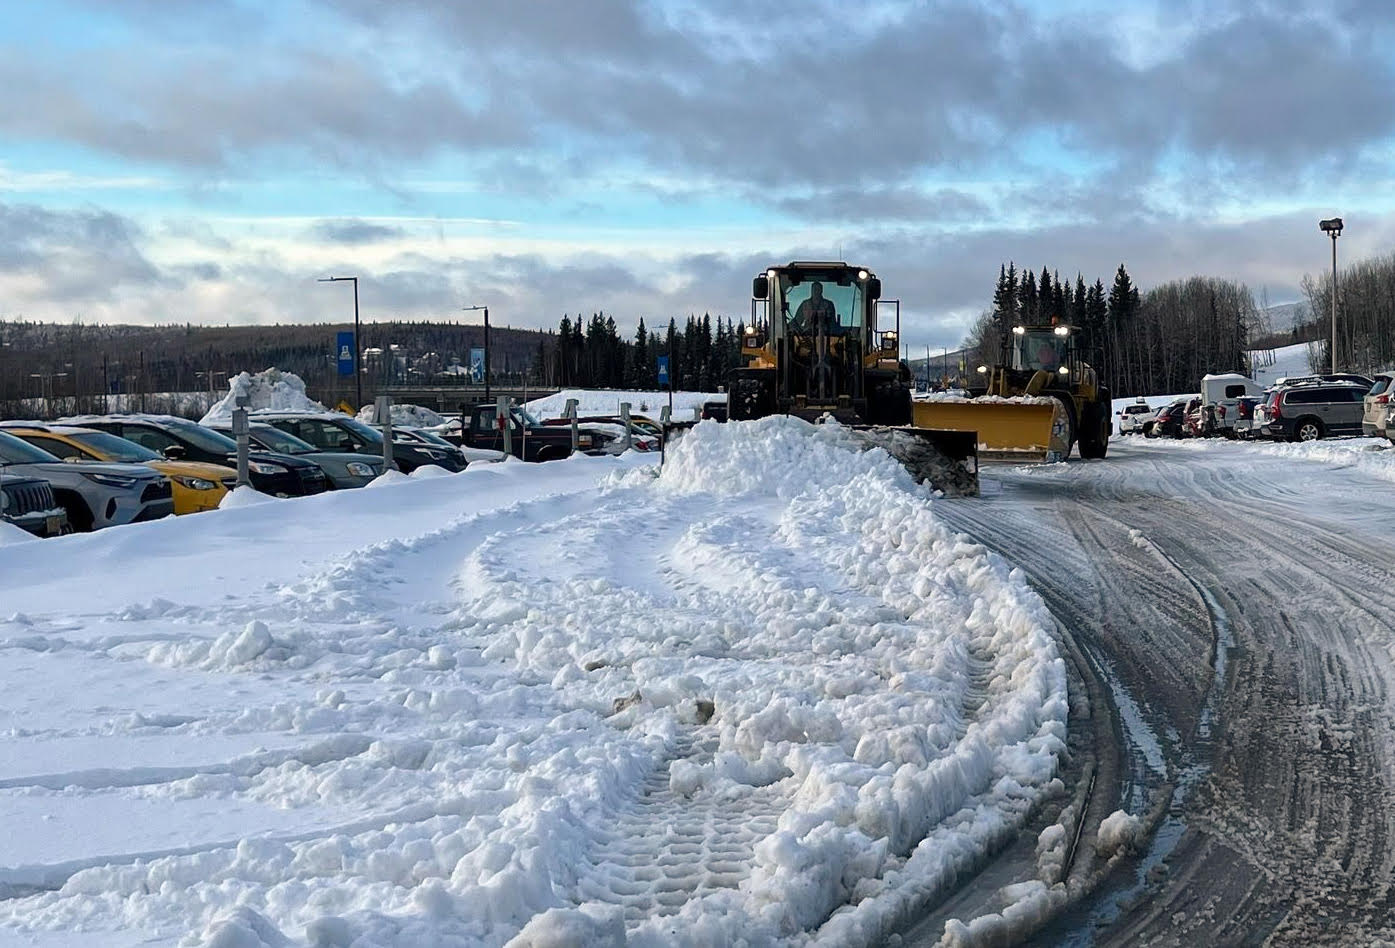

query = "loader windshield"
[
  {"left": 1012, "top": 330, "right": 1069, "bottom": 372},
  {"left": 779, "top": 275, "right": 864, "bottom": 337}
]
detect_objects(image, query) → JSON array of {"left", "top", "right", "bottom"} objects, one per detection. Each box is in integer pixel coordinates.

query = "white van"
[{"left": 1201, "top": 373, "right": 1266, "bottom": 435}]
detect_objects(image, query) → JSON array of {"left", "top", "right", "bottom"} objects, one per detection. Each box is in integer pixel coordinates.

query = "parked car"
[
  {"left": 65, "top": 415, "right": 330, "bottom": 497},
  {"left": 252, "top": 412, "right": 465, "bottom": 474},
  {"left": 1253, "top": 379, "right": 1368, "bottom": 441},
  {"left": 1232, "top": 395, "right": 1263, "bottom": 439},
  {"left": 1200, "top": 373, "right": 1265, "bottom": 438},
  {"left": 367, "top": 425, "right": 469, "bottom": 470},
  {"left": 1275, "top": 373, "right": 1375, "bottom": 390},
  {"left": 1, "top": 423, "right": 235, "bottom": 515},
  {"left": 1148, "top": 399, "right": 1191, "bottom": 439},
  {"left": 455, "top": 403, "right": 599, "bottom": 461},
  {"left": 1362, "top": 372, "right": 1395, "bottom": 438},
  {"left": 206, "top": 421, "right": 384, "bottom": 489},
  {"left": 1, "top": 472, "right": 68, "bottom": 537},
  {"left": 541, "top": 415, "right": 664, "bottom": 450},
  {"left": 1117, "top": 401, "right": 1154, "bottom": 435},
  {"left": 0, "top": 430, "right": 173, "bottom": 531}
]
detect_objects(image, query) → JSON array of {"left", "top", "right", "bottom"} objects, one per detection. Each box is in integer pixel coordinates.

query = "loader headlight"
[
  {"left": 976, "top": 365, "right": 988, "bottom": 374},
  {"left": 1058, "top": 365, "right": 1070, "bottom": 375}
]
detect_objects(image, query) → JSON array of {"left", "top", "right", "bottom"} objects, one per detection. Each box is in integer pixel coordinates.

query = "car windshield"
[
  {"left": 70, "top": 431, "right": 160, "bottom": 462},
  {"left": 163, "top": 419, "right": 238, "bottom": 453},
  {"left": 0, "top": 430, "right": 61, "bottom": 463},
  {"left": 337, "top": 417, "right": 385, "bottom": 445},
  {"left": 248, "top": 426, "right": 315, "bottom": 454}
]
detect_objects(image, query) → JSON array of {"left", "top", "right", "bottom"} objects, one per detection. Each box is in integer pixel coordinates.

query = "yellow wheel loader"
[
  {"left": 912, "top": 322, "right": 1111, "bottom": 462},
  {"left": 727, "top": 261, "right": 980, "bottom": 494}
]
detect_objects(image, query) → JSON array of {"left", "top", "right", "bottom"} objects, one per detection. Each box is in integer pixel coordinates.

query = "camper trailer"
[{"left": 1200, "top": 373, "right": 1266, "bottom": 437}]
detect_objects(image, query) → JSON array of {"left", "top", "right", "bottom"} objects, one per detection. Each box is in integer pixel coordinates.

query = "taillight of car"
[
  {"left": 1270, "top": 398, "right": 1282, "bottom": 420},
  {"left": 1377, "top": 394, "right": 1389, "bottom": 405},
  {"left": 1218, "top": 405, "right": 1227, "bottom": 418}
]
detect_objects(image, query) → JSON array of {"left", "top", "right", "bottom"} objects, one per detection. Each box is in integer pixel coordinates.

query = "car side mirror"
[{"left": 163, "top": 445, "right": 185, "bottom": 460}]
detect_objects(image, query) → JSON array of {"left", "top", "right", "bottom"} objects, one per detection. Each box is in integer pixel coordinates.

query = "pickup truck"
[
  {"left": 454, "top": 403, "right": 597, "bottom": 461},
  {"left": 1, "top": 472, "right": 69, "bottom": 537}
]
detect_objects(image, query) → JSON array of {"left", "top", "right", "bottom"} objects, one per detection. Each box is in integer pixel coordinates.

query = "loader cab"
[
  {"left": 1006, "top": 325, "right": 1079, "bottom": 384},
  {"left": 732, "top": 261, "right": 909, "bottom": 425}
]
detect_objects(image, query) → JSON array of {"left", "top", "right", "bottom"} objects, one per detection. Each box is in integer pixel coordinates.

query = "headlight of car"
[
  {"left": 173, "top": 475, "right": 218, "bottom": 490},
  {"left": 346, "top": 462, "right": 376, "bottom": 476},
  {"left": 82, "top": 471, "right": 139, "bottom": 489},
  {"left": 247, "top": 461, "right": 287, "bottom": 475}
]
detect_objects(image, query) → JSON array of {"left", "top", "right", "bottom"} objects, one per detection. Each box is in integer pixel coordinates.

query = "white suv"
[{"left": 1117, "top": 402, "right": 1154, "bottom": 435}]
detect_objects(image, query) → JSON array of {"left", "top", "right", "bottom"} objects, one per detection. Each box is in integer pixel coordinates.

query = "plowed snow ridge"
[{"left": 0, "top": 417, "right": 1066, "bottom": 947}]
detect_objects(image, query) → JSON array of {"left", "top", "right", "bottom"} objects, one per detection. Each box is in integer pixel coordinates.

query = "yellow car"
[{"left": 3, "top": 424, "right": 236, "bottom": 515}]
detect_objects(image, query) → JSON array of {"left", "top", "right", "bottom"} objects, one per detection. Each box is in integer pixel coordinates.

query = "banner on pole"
[{"left": 336, "top": 332, "right": 355, "bottom": 377}]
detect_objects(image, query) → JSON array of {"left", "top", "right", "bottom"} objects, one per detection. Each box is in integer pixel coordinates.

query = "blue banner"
[
  {"left": 657, "top": 355, "right": 670, "bottom": 386},
  {"left": 336, "top": 331, "right": 355, "bottom": 376},
  {"left": 470, "top": 347, "right": 486, "bottom": 383}
]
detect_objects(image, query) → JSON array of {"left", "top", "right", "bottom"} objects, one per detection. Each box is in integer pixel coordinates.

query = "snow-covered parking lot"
[{"left": 0, "top": 419, "right": 1067, "bottom": 947}]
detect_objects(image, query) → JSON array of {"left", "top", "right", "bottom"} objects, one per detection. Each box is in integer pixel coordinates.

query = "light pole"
[
  {"left": 463, "top": 304, "right": 490, "bottom": 400},
  {"left": 1319, "top": 218, "right": 1343, "bottom": 374},
  {"left": 319, "top": 276, "right": 361, "bottom": 408}
]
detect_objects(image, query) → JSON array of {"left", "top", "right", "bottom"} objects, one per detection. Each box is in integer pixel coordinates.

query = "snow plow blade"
[
  {"left": 911, "top": 400, "right": 1066, "bottom": 463},
  {"left": 850, "top": 425, "right": 979, "bottom": 496}
]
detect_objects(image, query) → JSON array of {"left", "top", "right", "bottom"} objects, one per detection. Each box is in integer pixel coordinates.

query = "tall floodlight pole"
[
  {"left": 319, "top": 276, "right": 361, "bottom": 408},
  {"left": 463, "top": 304, "right": 490, "bottom": 400},
  {"left": 1319, "top": 218, "right": 1343, "bottom": 375}
]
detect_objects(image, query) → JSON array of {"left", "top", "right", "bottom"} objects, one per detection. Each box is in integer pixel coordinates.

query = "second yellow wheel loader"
[{"left": 912, "top": 321, "right": 1111, "bottom": 462}]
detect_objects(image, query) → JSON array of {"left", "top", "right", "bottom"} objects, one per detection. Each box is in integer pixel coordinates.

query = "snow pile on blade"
[
  {"left": 200, "top": 368, "right": 327, "bottom": 425},
  {"left": 0, "top": 418, "right": 1065, "bottom": 948}
]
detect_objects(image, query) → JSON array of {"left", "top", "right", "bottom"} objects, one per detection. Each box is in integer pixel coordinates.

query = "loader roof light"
[
  {"left": 1012, "top": 325, "right": 1026, "bottom": 335},
  {"left": 1058, "top": 365, "right": 1070, "bottom": 375},
  {"left": 744, "top": 325, "right": 757, "bottom": 335},
  {"left": 976, "top": 364, "right": 988, "bottom": 374},
  {"left": 766, "top": 269, "right": 777, "bottom": 280},
  {"left": 858, "top": 269, "right": 869, "bottom": 281},
  {"left": 1053, "top": 325, "right": 1070, "bottom": 336}
]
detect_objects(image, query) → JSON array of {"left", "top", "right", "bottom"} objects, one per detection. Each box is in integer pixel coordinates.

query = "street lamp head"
[{"left": 1319, "top": 217, "right": 1344, "bottom": 236}]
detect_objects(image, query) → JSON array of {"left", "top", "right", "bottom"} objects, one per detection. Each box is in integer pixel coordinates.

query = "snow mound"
[
  {"left": 915, "top": 393, "right": 1056, "bottom": 405},
  {"left": 217, "top": 485, "right": 275, "bottom": 509},
  {"left": 0, "top": 521, "right": 36, "bottom": 545},
  {"left": 1097, "top": 809, "right": 1142, "bottom": 858},
  {"left": 357, "top": 403, "right": 446, "bottom": 428},
  {"left": 200, "top": 369, "right": 327, "bottom": 425}
]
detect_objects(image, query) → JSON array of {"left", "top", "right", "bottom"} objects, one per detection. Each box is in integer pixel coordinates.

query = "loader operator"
[
  {"left": 1034, "top": 341, "right": 1060, "bottom": 371},
  {"left": 793, "top": 282, "right": 839, "bottom": 336}
]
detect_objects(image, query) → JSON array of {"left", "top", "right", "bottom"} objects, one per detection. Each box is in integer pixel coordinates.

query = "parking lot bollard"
[
  {"left": 232, "top": 398, "right": 251, "bottom": 488},
  {"left": 620, "top": 402, "right": 632, "bottom": 452},
  {"left": 375, "top": 395, "right": 396, "bottom": 471},
  {"left": 566, "top": 398, "right": 579, "bottom": 455},
  {"left": 497, "top": 395, "right": 513, "bottom": 458}
]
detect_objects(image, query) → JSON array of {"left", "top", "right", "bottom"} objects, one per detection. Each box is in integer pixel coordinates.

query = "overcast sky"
[{"left": 2, "top": 0, "right": 1393, "bottom": 351}]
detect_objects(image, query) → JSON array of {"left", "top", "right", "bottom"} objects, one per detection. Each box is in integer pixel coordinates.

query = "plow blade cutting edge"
[{"left": 910, "top": 400, "right": 1068, "bottom": 463}]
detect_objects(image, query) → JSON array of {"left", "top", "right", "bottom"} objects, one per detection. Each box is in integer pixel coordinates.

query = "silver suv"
[
  {"left": 1254, "top": 380, "right": 1367, "bottom": 441},
  {"left": 0, "top": 430, "right": 173, "bottom": 530}
]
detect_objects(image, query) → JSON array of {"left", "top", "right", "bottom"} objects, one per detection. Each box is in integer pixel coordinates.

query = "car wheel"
[{"left": 1295, "top": 419, "right": 1324, "bottom": 442}]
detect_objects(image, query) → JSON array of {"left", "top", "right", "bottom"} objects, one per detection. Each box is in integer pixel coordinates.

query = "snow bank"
[
  {"left": 217, "top": 485, "right": 275, "bottom": 509},
  {"left": 524, "top": 388, "right": 721, "bottom": 420},
  {"left": 200, "top": 369, "right": 327, "bottom": 425},
  {"left": 1168, "top": 434, "right": 1395, "bottom": 484},
  {"left": 356, "top": 403, "right": 446, "bottom": 429},
  {"left": 916, "top": 393, "right": 1056, "bottom": 405},
  {"left": 0, "top": 419, "right": 1065, "bottom": 948}
]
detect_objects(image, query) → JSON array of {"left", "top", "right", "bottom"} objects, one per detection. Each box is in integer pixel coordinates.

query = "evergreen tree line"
[
  {"left": 966, "top": 263, "right": 1256, "bottom": 396},
  {"left": 542, "top": 312, "right": 745, "bottom": 391},
  {"left": 1301, "top": 250, "right": 1395, "bottom": 375}
]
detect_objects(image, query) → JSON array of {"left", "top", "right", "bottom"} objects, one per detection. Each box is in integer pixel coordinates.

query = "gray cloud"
[
  {"left": 0, "top": 203, "right": 160, "bottom": 302},
  {"left": 9, "top": 1, "right": 1393, "bottom": 210},
  {"left": 310, "top": 219, "right": 405, "bottom": 245}
]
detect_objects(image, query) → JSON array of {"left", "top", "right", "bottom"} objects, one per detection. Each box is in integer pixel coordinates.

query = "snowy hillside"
[
  {"left": 0, "top": 419, "right": 1065, "bottom": 946},
  {"left": 1247, "top": 342, "right": 1314, "bottom": 389}
]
